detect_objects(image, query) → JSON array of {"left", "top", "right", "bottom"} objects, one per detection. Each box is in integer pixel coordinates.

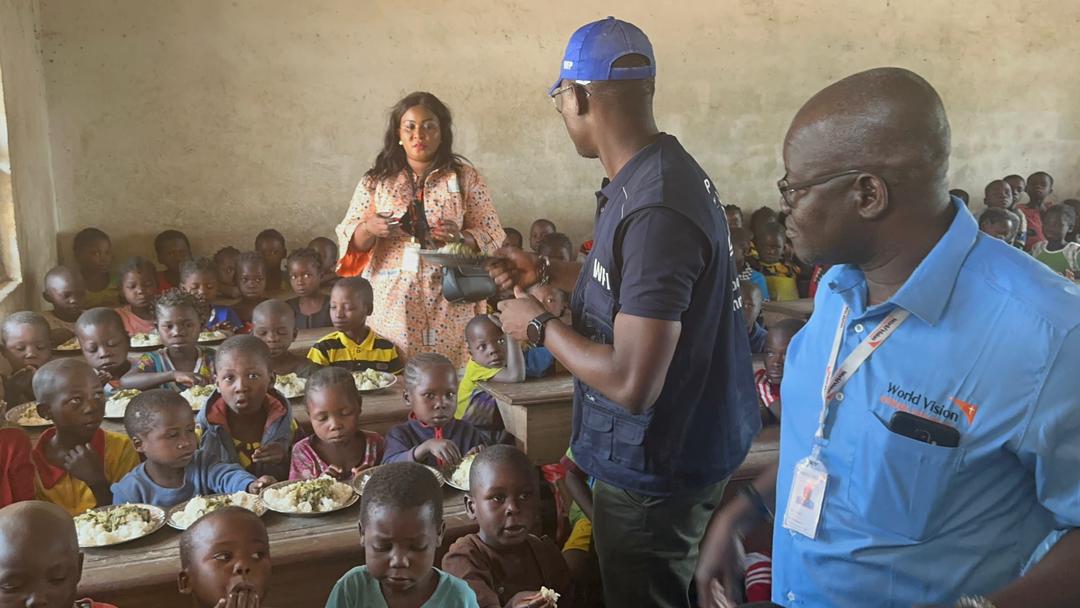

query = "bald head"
[
  {"left": 0, "top": 501, "right": 82, "bottom": 607},
  {"left": 252, "top": 298, "right": 293, "bottom": 324},
  {"left": 0, "top": 501, "right": 77, "bottom": 550}
]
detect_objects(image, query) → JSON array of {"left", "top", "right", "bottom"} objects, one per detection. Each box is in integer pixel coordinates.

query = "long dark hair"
[{"left": 366, "top": 92, "right": 468, "bottom": 181}]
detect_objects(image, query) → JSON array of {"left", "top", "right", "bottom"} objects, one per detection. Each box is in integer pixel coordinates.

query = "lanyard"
[{"left": 811, "top": 305, "right": 911, "bottom": 458}]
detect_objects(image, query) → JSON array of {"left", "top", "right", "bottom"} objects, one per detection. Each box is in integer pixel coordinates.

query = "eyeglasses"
[
  {"left": 550, "top": 82, "right": 591, "bottom": 113},
  {"left": 776, "top": 169, "right": 870, "bottom": 206}
]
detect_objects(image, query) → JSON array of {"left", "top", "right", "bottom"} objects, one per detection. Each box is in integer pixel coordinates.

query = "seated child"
[
  {"left": 178, "top": 506, "right": 272, "bottom": 608},
  {"left": 755, "top": 319, "right": 805, "bottom": 424},
  {"left": 73, "top": 227, "right": 120, "bottom": 308},
  {"left": 457, "top": 315, "right": 525, "bottom": 444},
  {"left": 983, "top": 179, "right": 1013, "bottom": 210},
  {"left": 29, "top": 359, "right": 138, "bottom": 514},
  {"left": 125, "top": 290, "right": 216, "bottom": 391},
  {"left": 75, "top": 308, "right": 132, "bottom": 396},
  {"left": 155, "top": 230, "right": 193, "bottom": 291},
  {"left": 213, "top": 246, "right": 242, "bottom": 300},
  {"left": 111, "top": 390, "right": 273, "bottom": 507},
  {"left": 560, "top": 448, "right": 598, "bottom": 606},
  {"left": 739, "top": 280, "right": 767, "bottom": 354},
  {"left": 385, "top": 353, "right": 485, "bottom": 467},
  {"left": 289, "top": 366, "right": 385, "bottom": 481},
  {"left": 1004, "top": 174, "right": 1026, "bottom": 208},
  {"left": 1063, "top": 198, "right": 1080, "bottom": 243},
  {"left": 523, "top": 284, "right": 568, "bottom": 378},
  {"left": 2, "top": 312, "right": 53, "bottom": 405},
  {"left": 747, "top": 206, "right": 779, "bottom": 267},
  {"left": 502, "top": 227, "right": 524, "bottom": 249},
  {"left": 115, "top": 256, "right": 159, "bottom": 336},
  {"left": 307, "top": 236, "right": 341, "bottom": 287},
  {"left": 529, "top": 219, "right": 556, "bottom": 253},
  {"left": 538, "top": 232, "right": 574, "bottom": 262},
  {"left": 724, "top": 204, "right": 744, "bottom": 229},
  {"left": 251, "top": 299, "right": 317, "bottom": 377},
  {"left": 255, "top": 229, "right": 288, "bottom": 294},
  {"left": 0, "top": 428, "right": 33, "bottom": 507},
  {"left": 978, "top": 208, "right": 1019, "bottom": 243},
  {"left": 285, "top": 248, "right": 332, "bottom": 329},
  {"left": 233, "top": 251, "right": 269, "bottom": 325},
  {"left": 732, "top": 227, "right": 769, "bottom": 301},
  {"left": 41, "top": 265, "right": 88, "bottom": 345},
  {"left": 1022, "top": 171, "right": 1054, "bottom": 250},
  {"left": 180, "top": 257, "right": 242, "bottom": 331},
  {"left": 0, "top": 501, "right": 119, "bottom": 607},
  {"left": 1031, "top": 205, "right": 1080, "bottom": 280},
  {"left": 949, "top": 188, "right": 970, "bottom": 207},
  {"left": 443, "top": 445, "right": 571, "bottom": 608},
  {"left": 756, "top": 222, "right": 800, "bottom": 301},
  {"left": 326, "top": 462, "right": 479, "bottom": 608},
  {"left": 197, "top": 336, "right": 294, "bottom": 479},
  {"left": 307, "top": 276, "right": 402, "bottom": 373}
]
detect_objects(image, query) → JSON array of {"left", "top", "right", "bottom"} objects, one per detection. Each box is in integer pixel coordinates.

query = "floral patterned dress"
[{"left": 335, "top": 164, "right": 505, "bottom": 366}]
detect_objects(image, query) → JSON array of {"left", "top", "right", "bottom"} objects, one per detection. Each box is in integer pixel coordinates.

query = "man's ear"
[
  {"left": 463, "top": 494, "right": 477, "bottom": 521},
  {"left": 177, "top": 569, "right": 191, "bottom": 595},
  {"left": 855, "top": 174, "right": 889, "bottom": 221},
  {"left": 436, "top": 519, "right": 447, "bottom": 546},
  {"left": 570, "top": 84, "right": 589, "bottom": 116}
]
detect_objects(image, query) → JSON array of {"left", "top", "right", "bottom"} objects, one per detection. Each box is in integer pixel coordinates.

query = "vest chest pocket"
[
  {"left": 581, "top": 389, "right": 651, "bottom": 472},
  {"left": 580, "top": 278, "right": 616, "bottom": 344}
]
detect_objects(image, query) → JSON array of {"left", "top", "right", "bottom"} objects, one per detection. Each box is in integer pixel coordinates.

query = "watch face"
[{"left": 527, "top": 319, "right": 541, "bottom": 345}]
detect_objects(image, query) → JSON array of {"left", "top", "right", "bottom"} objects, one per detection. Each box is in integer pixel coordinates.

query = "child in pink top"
[{"left": 114, "top": 257, "right": 158, "bottom": 336}]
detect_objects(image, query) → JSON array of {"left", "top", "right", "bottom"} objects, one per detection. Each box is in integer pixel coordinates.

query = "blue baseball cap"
[{"left": 549, "top": 17, "right": 656, "bottom": 95}]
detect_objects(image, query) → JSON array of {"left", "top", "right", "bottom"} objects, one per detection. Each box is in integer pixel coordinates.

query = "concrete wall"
[{"left": 19, "top": 0, "right": 1080, "bottom": 275}]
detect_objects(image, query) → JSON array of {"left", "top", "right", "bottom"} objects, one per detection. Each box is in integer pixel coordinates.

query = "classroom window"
[{"left": 0, "top": 61, "right": 22, "bottom": 300}]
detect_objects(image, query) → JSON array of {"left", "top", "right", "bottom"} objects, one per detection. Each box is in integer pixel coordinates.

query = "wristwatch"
[
  {"left": 536, "top": 255, "right": 552, "bottom": 287},
  {"left": 527, "top": 312, "right": 557, "bottom": 347}
]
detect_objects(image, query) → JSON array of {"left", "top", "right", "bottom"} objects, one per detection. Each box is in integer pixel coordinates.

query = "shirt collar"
[
  {"left": 828, "top": 197, "right": 977, "bottom": 325},
  {"left": 595, "top": 133, "right": 670, "bottom": 211},
  {"left": 206, "top": 389, "right": 290, "bottom": 431}
]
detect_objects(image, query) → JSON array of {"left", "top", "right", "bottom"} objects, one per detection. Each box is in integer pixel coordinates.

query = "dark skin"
[
  {"left": 121, "top": 268, "right": 158, "bottom": 321},
  {"left": 0, "top": 501, "right": 85, "bottom": 608},
  {"left": 122, "top": 305, "right": 208, "bottom": 390},
  {"left": 361, "top": 504, "right": 445, "bottom": 608},
  {"left": 250, "top": 305, "right": 308, "bottom": 375},
  {"left": 329, "top": 284, "right": 373, "bottom": 344},
  {"left": 42, "top": 269, "right": 88, "bottom": 339},
  {"left": 234, "top": 260, "right": 267, "bottom": 323},
  {"left": 304, "top": 384, "right": 373, "bottom": 479},
  {"left": 255, "top": 237, "right": 286, "bottom": 294},
  {"left": 984, "top": 180, "right": 1013, "bottom": 209},
  {"left": 288, "top": 258, "right": 328, "bottom": 316},
  {"left": 465, "top": 461, "right": 554, "bottom": 608},
  {"left": 158, "top": 237, "right": 193, "bottom": 289},
  {"left": 3, "top": 322, "right": 51, "bottom": 404},
  {"left": 37, "top": 365, "right": 113, "bottom": 507},
  {"left": 216, "top": 252, "right": 242, "bottom": 300},
  {"left": 502, "top": 231, "right": 524, "bottom": 250},
  {"left": 1042, "top": 209, "right": 1072, "bottom": 251},
  {"left": 216, "top": 350, "right": 285, "bottom": 466},
  {"left": 466, "top": 319, "right": 525, "bottom": 381},
  {"left": 178, "top": 511, "right": 271, "bottom": 608},
  {"left": 403, "top": 364, "right": 472, "bottom": 467},
  {"left": 528, "top": 222, "right": 556, "bottom": 253},
  {"left": 757, "top": 232, "right": 784, "bottom": 264},
  {"left": 738, "top": 282, "right": 762, "bottom": 331},
  {"left": 75, "top": 236, "right": 113, "bottom": 293},
  {"left": 307, "top": 238, "right": 340, "bottom": 285},
  {"left": 488, "top": 78, "right": 678, "bottom": 415},
  {"left": 75, "top": 321, "right": 132, "bottom": 385},
  {"left": 981, "top": 219, "right": 1016, "bottom": 242},
  {"left": 1004, "top": 176, "right": 1025, "bottom": 207},
  {"left": 1026, "top": 174, "right": 1053, "bottom": 209}
]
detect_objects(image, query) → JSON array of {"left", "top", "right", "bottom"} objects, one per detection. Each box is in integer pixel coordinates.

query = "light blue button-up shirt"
[{"left": 773, "top": 200, "right": 1080, "bottom": 607}]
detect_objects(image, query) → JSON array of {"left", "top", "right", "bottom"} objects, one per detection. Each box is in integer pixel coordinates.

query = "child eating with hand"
[
  {"left": 0, "top": 501, "right": 119, "bottom": 607},
  {"left": 755, "top": 319, "right": 805, "bottom": 424},
  {"left": 307, "top": 236, "right": 340, "bottom": 287},
  {"left": 289, "top": 366, "right": 384, "bottom": 481},
  {"left": 307, "top": 276, "right": 402, "bottom": 373},
  {"left": 255, "top": 229, "right": 288, "bottom": 294},
  {"left": 285, "top": 248, "right": 332, "bottom": 330},
  {"left": 115, "top": 256, "right": 159, "bottom": 336},
  {"left": 197, "top": 336, "right": 294, "bottom": 479},
  {"left": 213, "top": 246, "right": 242, "bottom": 300},
  {"left": 30, "top": 358, "right": 138, "bottom": 514},
  {"left": 2, "top": 312, "right": 53, "bottom": 406},
  {"left": 125, "top": 290, "right": 215, "bottom": 391},
  {"left": 326, "top": 462, "right": 479, "bottom": 608},
  {"left": 233, "top": 252, "right": 269, "bottom": 325},
  {"left": 756, "top": 222, "right": 800, "bottom": 301},
  {"left": 457, "top": 315, "right": 525, "bottom": 444},
  {"left": 41, "top": 265, "right": 88, "bottom": 345},
  {"left": 251, "top": 299, "right": 317, "bottom": 377},
  {"left": 385, "top": 353, "right": 485, "bottom": 468},
  {"left": 111, "top": 390, "right": 274, "bottom": 507},
  {"left": 178, "top": 506, "right": 272, "bottom": 608},
  {"left": 443, "top": 445, "right": 572, "bottom": 608},
  {"left": 180, "top": 257, "right": 242, "bottom": 331},
  {"left": 1032, "top": 205, "right": 1080, "bottom": 280},
  {"left": 73, "top": 228, "right": 120, "bottom": 308},
  {"left": 75, "top": 308, "right": 132, "bottom": 397},
  {"left": 155, "top": 230, "right": 194, "bottom": 291}
]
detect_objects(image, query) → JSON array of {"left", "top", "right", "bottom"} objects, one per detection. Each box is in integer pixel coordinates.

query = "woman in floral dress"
[{"left": 335, "top": 92, "right": 504, "bottom": 366}]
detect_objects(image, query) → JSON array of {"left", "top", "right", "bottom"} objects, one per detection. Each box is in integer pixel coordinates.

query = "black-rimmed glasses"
[{"left": 777, "top": 169, "right": 869, "bottom": 206}]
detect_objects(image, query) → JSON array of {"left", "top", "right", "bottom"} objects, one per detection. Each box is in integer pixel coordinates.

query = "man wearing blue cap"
[{"left": 489, "top": 17, "right": 760, "bottom": 607}]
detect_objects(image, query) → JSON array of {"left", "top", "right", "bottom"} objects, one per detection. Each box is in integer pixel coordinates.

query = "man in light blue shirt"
[{"left": 697, "top": 68, "right": 1080, "bottom": 608}]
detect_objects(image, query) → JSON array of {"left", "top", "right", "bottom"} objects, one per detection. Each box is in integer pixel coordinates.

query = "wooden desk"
[
  {"left": 762, "top": 298, "right": 814, "bottom": 319},
  {"left": 480, "top": 375, "right": 574, "bottom": 466},
  {"left": 82, "top": 488, "right": 476, "bottom": 608},
  {"left": 290, "top": 327, "right": 327, "bottom": 355}
]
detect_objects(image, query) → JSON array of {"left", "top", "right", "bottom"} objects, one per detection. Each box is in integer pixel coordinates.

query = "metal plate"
[
  {"left": 166, "top": 493, "right": 268, "bottom": 530},
  {"left": 5, "top": 402, "right": 50, "bottom": 428},
  {"left": 259, "top": 478, "right": 359, "bottom": 516},
  {"left": 75, "top": 503, "right": 167, "bottom": 549},
  {"left": 103, "top": 389, "right": 142, "bottom": 420},
  {"left": 352, "top": 371, "right": 398, "bottom": 394},
  {"left": 351, "top": 464, "right": 445, "bottom": 495}
]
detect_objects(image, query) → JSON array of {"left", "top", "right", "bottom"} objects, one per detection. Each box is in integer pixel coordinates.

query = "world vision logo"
[
  {"left": 880, "top": 383, "right": 979, "bottom": 426},
  {"left": 950, "top": 397, "right": 979, "bottom": 425}
]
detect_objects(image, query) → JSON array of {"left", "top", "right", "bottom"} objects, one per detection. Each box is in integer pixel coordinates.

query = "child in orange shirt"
[{"left": 114, "top": 257, "right": 159, "bottom": 336}]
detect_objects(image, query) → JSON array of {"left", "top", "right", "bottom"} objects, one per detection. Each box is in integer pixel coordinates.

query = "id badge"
[
  {"left": 401, "top": 241, "right": 421, "bottom": 273},
  {"left": 782, "top": 456, "right": 828, "bottom": 539}
]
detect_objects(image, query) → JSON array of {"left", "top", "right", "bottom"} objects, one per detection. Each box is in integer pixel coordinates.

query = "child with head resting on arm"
[
  {"left": 73, "top": 228, "right": 120, "bottom": 309},
  {"left": 326, "top": 462, "right": 480, "bottom": 608},
  {"left": 180, "top": 257, "right": 242, "bottom": 331},
  {"left": 289, "top": 366, "right": 384, "bottom": 481},
  {"left": 384, "top": 354, "right": 486, "bottom": 468},
  {"left": 196, "top": 336, "right": 294, "bottom": 480},
  {"left": 178, "top": 506, "right": 272, "bottom": 608},
  {"left": 457, "top": 315, "right": 525, "bottom": 444},
  {"left": 1031, "top": 205, "right": 1080, "bottom": 280},
  {"left": 111, "top": 390, "right": 273, "bottom": 508},
  {"left": 251, "top": 299, "right": 317, "bottom": 377},
  {"left": 29, "top": 359, "right": 138, "bottom": 515},
  {"left": 255, "top": 229, "right": 288, "bottom": 295},
  {"left": 443, "top": 445, "right": 572, "bottom": 608},
  {"left": 2, "top": 312, "right": 53, "bottom": 406},
  {"left": 213, "top": 246, "right": 242, "bottom": 300},
  {"left": 232, "top": 252, "right": 269, "bottom": 326},
  {"left": 123, "top": 289, "right": 215, "bottom": 391},
  {"left": 155, "top": 230, "right": 193, "bottom": 292},
  {"left": 114, "top": 256, "right": 159, "bottom": 336},
  {"left": 41, "top": 265, "right": 88, "bottom": 346},
  {"left": 75, "top": 308, "right": 132, "bottom": 397},
  {"left": 755, "top": 318, "right": 805, "bottom": 425},
  {"left": 0, "top": 500, "right": 119, "bottom": 607},
  {"left": 307, "top": 276, "right": 402, "bottom": 373},
  {"left": 285, "top": 248, "right": 332, "bottom": 330},
  {"left": 307, "top": 236, "right": 340, "bottom": 288}
]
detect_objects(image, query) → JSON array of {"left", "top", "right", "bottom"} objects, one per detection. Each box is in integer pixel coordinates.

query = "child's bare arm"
[
  {"left": 492, "top": 333, "right": 526, "bottom": 383},
  {"left": 564, "top": 469, "right": 594, "bottom": 522},
  {"left": 120, "top": 368, "right": 206, "bottom": 390}
]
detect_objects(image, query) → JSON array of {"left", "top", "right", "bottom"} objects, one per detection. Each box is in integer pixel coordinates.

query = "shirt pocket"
[
  {"left": 845, "top": 410, "right": 964, "bottom": 542},
  {"left": 580, "top": 387, "right": 651, "bottom": 472},
  {"left": 580, "top": 279, "right": 616, "bottom": 344}
]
